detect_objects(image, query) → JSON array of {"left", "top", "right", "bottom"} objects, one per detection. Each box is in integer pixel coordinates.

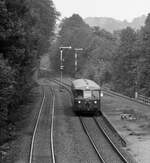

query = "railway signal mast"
[
  {"left": 74, "top": 48, "right": 83, "bottom": 72},
  {"left": 59, "top": 46, "right": 72, "bottom": 88}
]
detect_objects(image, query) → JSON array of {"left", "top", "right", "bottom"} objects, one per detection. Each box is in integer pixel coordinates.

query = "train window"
[
  {"left": 84, "top": 90, "right": 92, "bottom": 98},
  {"left": 74, "top": 90, "right": 83, "bottom": 98},
  {"left": 92, "top": 91, "right": 99, "bottom": 99}
]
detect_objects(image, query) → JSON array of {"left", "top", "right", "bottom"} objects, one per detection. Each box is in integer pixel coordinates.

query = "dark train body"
[{"left": 71, "top": 79, "right": 101, "bottom": 114}]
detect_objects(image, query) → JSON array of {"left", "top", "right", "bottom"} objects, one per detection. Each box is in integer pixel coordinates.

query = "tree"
[
  {"left": 137, "top": 14, "right": 150, "bottom": 95},
  {"left": 52, "top": 14, "right": 93, "bottom": 76},
  {"left": 0, "top": 0, "right": 57, "bottom": 135},
  {"left": 82, "top": 27, "right": 116, "bottom": 85},
  {"left": 112, "top": 27, "right": 137, "bottom": 96}
]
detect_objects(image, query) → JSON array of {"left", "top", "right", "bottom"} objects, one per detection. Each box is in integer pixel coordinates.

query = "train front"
[{"left": 73, "top": 88, "right": 101, "bottom": 113}]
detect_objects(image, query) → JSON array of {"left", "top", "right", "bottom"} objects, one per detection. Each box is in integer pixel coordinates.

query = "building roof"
[{"left": 72, "top": 79, "right": 100, "bottom": 90}]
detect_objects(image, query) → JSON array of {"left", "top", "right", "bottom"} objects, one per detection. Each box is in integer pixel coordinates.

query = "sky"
[{"left": 53, "top": 0, "right": 150, "bottom": 22}]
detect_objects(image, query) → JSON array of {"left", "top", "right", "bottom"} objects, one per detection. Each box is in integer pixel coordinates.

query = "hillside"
[{"left": 84, "top": 15, "right": 146, "bottom": 32}]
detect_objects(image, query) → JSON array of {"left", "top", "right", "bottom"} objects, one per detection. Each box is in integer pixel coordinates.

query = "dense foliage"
[
  {"left": 51, "top": 13, "right": 150, "bottom": 97},
  {"left": 112, "top": 27, "right": 137, "bottom": 97},
  {"left": 0, "top": 0, "right": 57, "bottom": 144},
  {"left": 51, "top": 14, "right": 93, "bottom": 76},
  {"left": 82, "top": 27, "right": 117, "bottom": 85},
  {"left": 112, "top": 14, "right": 150, "bottom": 97},
  {"left": 51, "top": 14, "right": 116, "bottom": 82},
  {"left": 137, "top": 14, "right": 150, "bottom": 96}
]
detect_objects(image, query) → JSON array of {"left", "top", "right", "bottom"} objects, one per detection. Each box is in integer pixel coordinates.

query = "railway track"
[
  {"left": 29, "top": 86, "right": 56, "bottom": 163},
  {"left": 95, "top": 117, "right": 136, "bottom": 162},
  {"left": 53, "top": 79, "right": 136, "bottom": 163},
  {"left": 79, "top": 117, "right": 105, "bottom": 163},
  {"left": 80, "top": 117, "right": 132, "bottom": 163},
  {"left": 53, "top": 79, "right": 71, "bottom": 90}
]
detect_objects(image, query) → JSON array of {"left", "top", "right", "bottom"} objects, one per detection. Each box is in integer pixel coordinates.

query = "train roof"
[{"left": 72, "top": 79, "right": 100, "bottom": 90}]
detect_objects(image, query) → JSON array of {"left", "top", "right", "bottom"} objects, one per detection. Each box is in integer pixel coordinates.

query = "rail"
[
  {"left": 50, "top": 89, "right": 56, "bottom": 163},
  {"left": 29, "top": 87, "right": 46, "bottom": 163},
  {"left": 94, "top": 117, "right": 130, "bottom": 163},
  {"left": 100, "top": 114, "right": 126, "bottom": 147},
  {"left": 79, "top": 117, "right": 106, "bottom": 163},
  {"left": 29, "top": 86, "right": 56, "bottom": 163}
]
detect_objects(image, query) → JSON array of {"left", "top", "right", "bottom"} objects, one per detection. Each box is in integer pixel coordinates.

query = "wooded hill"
[{"left": 84, "top": 15, "right": 146, "bottom": 33}]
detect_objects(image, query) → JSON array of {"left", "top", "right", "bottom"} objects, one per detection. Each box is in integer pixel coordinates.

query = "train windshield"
[
  {"left": 74, "top": 90, "right": 83, "bottom": 98},
  {"left": 84, "top": 90, "right": 91, "bottom": 98},
  {"left": 74, "top": 90, "right": 100, "bottom": 99},
  {"left": 84, "top": 90, "right": 99, "bottom": 99},
  {"left": 92, "top": 90, "right": 99, "bottom": 99}
]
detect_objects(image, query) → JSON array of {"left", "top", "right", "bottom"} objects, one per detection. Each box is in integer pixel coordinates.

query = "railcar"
[{"left": 71, "top": 79, "right": 101, "bottom": 115}]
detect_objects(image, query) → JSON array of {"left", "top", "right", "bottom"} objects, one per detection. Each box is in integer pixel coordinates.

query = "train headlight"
[
  {"left": 78, "top": 100, "right": 81, "bottom": 104},
  {"left": 94, "top": 101, "right": 97, "bottom": 104}
]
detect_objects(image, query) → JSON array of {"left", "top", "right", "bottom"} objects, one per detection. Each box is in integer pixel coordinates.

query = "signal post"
[{"left": 59, "top": 46, "right": 72, "bottom": 90}]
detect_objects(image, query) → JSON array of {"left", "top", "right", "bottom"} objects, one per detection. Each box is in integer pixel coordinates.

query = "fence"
[
  {"left": 102, "top": 87, "right": 150, "bottom": 106},
  {"left": 136, "top": 94, "right": 150, "bottom": 105}
]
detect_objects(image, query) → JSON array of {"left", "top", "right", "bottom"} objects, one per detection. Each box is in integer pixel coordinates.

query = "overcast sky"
[{"left": 54, "top": 0, "right": 150, "bottom": 22}]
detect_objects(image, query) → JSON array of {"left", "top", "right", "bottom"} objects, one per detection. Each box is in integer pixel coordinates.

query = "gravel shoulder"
[
  {"left": 53, "top": 84, "right": 101, "bottom": 163},
  {"left": 102, "top": 94, "right": 150, "bottom": 163}
]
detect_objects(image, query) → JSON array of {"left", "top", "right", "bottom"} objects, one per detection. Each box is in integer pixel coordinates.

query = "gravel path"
[{"left": 53, "top": 84, "right": 101, "bottom": 163}]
